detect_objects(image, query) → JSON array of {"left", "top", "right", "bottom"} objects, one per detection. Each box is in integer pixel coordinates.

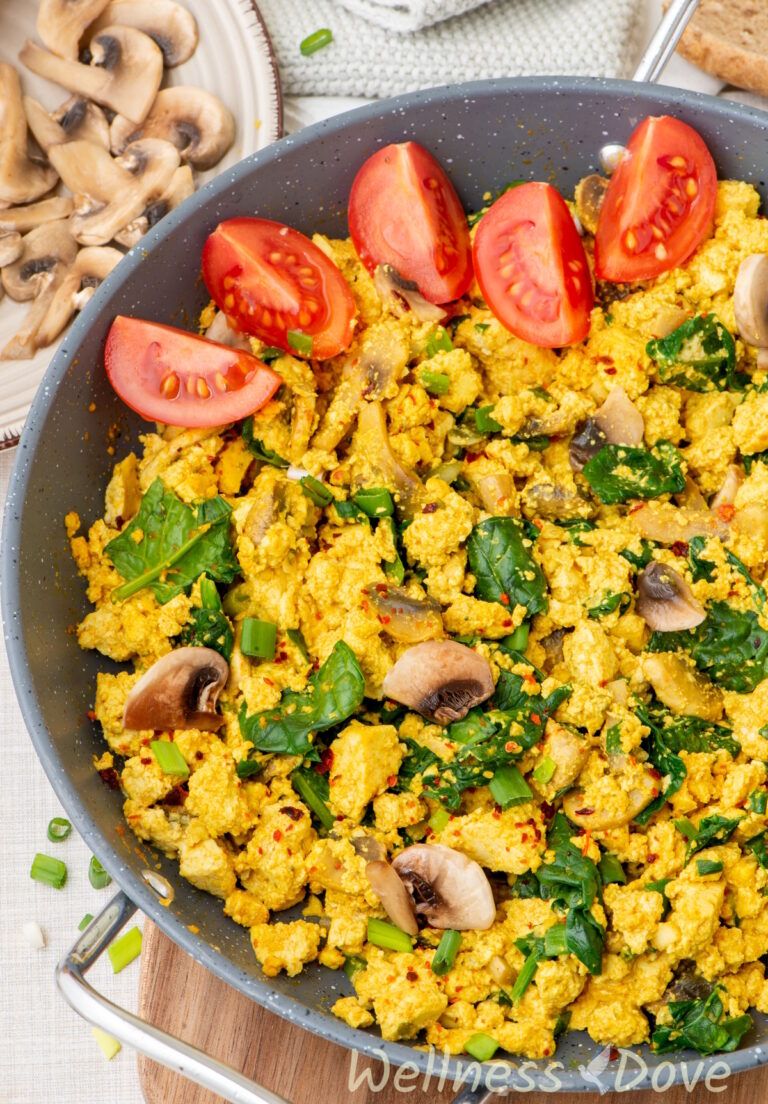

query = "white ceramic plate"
[{"left": 0, "top": 0, "right": 281, "bottom": 449}]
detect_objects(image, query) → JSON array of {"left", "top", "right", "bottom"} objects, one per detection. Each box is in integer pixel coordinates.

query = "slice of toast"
[{"left": 672, "top": 0, "right": 768, "bottom": 96}]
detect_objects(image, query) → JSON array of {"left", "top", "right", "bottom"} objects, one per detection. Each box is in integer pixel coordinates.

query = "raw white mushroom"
[
  {"left": 0, "top": 63, "right": 58, "bottom": 206},
  {"left": 25, "top": 95, "right": 111, "bottom": 153},
  {"left": 0, "top": 196, "right": 74, "bottom": 232},
  {"left": 36, "top": 245, "right": 123, "bottom": 347},
  {"left": 1, "top": 221, "right": 78, "bottom": 360},
  {"left": 110, "top": 86, "right": 235, "bottom": 170},
  {"left": 113, "top": 163, "right": 193, "bottom": 247},
  {"left": 36, "top": 0, "right": 110, "bottom": 60},
  {"left": 392, "top": 844, "right": 497, "bottom": 931},
  {"left": 382, "top": 640, "right": 494, "bottom": 724},
  {"left": 636, "top": 562, "right": 706, "bottom": 633},
  {"left": 733, "top": 253, "right": 768, "bottom": 348},
  {"left": 93, "top": 0, "right": 199, "bottom": 66},
  {"left": 123, "top": 647, "right": 229, "bottom": 731}
]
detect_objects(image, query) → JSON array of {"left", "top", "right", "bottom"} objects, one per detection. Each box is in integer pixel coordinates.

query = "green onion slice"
[
  {"left": 696, "top": 858, "right": 724, "bottom": 875},
  {"left": 291, "top": 770, "right": 334, "bottom": 830},
  {"left": 475, "top": 405, "right": 502, "bottom": 434},
  {"left": 431, "top": 930, "right": 461, "bottom": 976},
  {"left": 543, "top": 923, "right": 568, "bottom": 957},
  {"left": 489, "top": 764, "right": 532, "bottom": 809},
  {"left": 509, "top": 946, "right": 541, "bottom": 1002},
  {"left": 367, "top": 917, "right": 414, "bottom": 954},
  {"left": 287, "top": 329, "right": 313, "bottom": 356},
  {"left": 108, "top": 926, "right": 143, "bottom": 973},
  {"left": 501, "top": 623, "right": 529, "bottom": 652},
  {"left": 150, "top": 740, "right": 190, "bottom": 779},
  {"left": 47, "top": 816, "right": 72, "bottom": 842},
  {"left": 240, "top": 617, "right": 277, "bottom": 660},
  {"left": 428, "top": 807, "right": 450, "bottom": 834},
  {"left": 344, "top": 954, "right": 367, "bottom": 979},
  {"left": 299, "top": 28, "right": 333, "bottom": 56},
  {"left": 300, "top": 474, "right": 333, "bottom": 507},
  {"left": 532, "top": 757, "right": 556, "bottom": 785},
  {"left": 419, "top": 369, "right": 451, "bottom": 396},
  {"left": 30, "top": 852, "right": 67, "bottom": 889},
  {"left": 464, "top": 1032, "right": 499, "bottom": 1061},
  {"left": 353, "top": 487, "right": 394, "bottom": 518},
  {"left": 89, "top": 855, "right": 113, "bottom": 890},
  {"left": 78, "top": 913, "right": 94, "bottom": 931},
  {"left": 199, "top": 575, "right": 221, "bottom": 610}
]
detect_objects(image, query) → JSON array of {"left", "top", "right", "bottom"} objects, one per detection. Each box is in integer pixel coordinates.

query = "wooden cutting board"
[{"left": 138, "top": 921, "right": 765, "bottom": 1104}]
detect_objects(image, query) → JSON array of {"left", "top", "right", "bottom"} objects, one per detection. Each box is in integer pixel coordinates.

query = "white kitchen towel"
[
  {"left": 335, "top": 0, "right": 491, "bottom": 32},
  {"left": 258, "top": 0, "right": 645, "bottom": 98}
]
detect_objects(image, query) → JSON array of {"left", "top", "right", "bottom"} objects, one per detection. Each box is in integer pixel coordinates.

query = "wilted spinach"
[
  {"left": 646, "top": 314, "right": 745, "bottom": 393},
  {"left": 582, "top": 441, "right": 686, "bottom": 505},
  {"left": 467, "top": 517, "right": 548, "bottom": 614},
  {"left": 242, "top": 416, "right": 288, "bottom": 467},
  {"left": 648, "top": 601, "right": 768, "bottom": 693},
  {"left": 651, "top": 986, "right": 752, "bottom": 1055}
]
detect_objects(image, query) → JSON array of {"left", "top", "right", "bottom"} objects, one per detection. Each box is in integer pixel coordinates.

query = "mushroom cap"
[
  {"left": 94, "top": 0, "right": 199, "bottom": 66},
  {"left": 594, "top": 385, "right": 644, "bottom": 447},
  {"left": 36, "top": 245, "right": 123, "bottom": 347},
  {"left": 1, "top": 220, "right": 77, "bottom": 302},
  {"left": 574, "top": 173, "right": 609, "bottom": 236},
  {"left": 123, "top": 646, "right": 229, "bottom": 731},
  {"left": 0, "top": 63, "right": 58, "bottom": 206},
  {"left": 20, "top": 26, "right": 163, "bottom": 126},
  {"left": 110, "top": 86, "right": 234, "bottom": 170},
  {"left": 636, "top": 561, "right": 706, "bottom": 633},
  {"left": 36, "top": 0, "right": 111, "bottom": 60},
  {"left": 734, "top": 253, "right": 768, "bottom": 349},
  {"left": 365, "top": 861, "right": 418, "bottom": 935},
  {"left": 391, "top": 844, "right": 496, "bottom": 931},
  {"left": 373, "top": 264, "right": 445, "bottom": 322},
  {"left": 0, "top": 196, "right": 74, "bottom": 233},
  {"left": 354, "top": 401, "right": 423, "bottom": 518},
  {"left": 25, "top": 95, "right": 110, "bottom": 153},
  {"left": 382, "top": 640, "right": 494, "bottom": 724}
]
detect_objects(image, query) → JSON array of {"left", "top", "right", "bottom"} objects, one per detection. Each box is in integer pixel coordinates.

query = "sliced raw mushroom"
[
  {"left": 123, "top": 646, "right": 229, "bottom": 731},
  {"left": 1, "top": 221, "right": 78, "bottom": 302},
  {"left": 36, "top": 0, "right": 111, "bottom": 59},
  {"left": 93, "top": 0, "right": 199, "bottom": 66},
  {"left": 24, "top": 95, "right": 110, "bottom": 152},
  {"left": 574, "top": 174, "right": 609, "bottom": 236},
  {"left": 733, "top": 254, "right": 768, "bottom": 348},
  {"left": 48, "top": 136, "right": 133, "bottom": 203},
  {"left": 36, "top": 245, "right": 123, "bottom": 347},
  {"left": 114, "top": 163, "right": 194, "bottom": 247},
  {"left": 365, "top": 860, "right": 418, "bottom": 935},
  {"left": 374, "top": 264, "right": 445, "bottom": 323},
  {"left": 364, "top": 584, "right": 443, "bottom": 643},
  {"left": 637, "top": 562, "right": 706, "bottom": 632},
  {"left": 532, "top": 720, "right": 589, "bottom": 796},
  {"left": 0, "top": 232, "right": 22, "bottom": 267},
  {"left": 391, "top": 844, "right": 496, "bottom": 931},
  {"left": 563, "top": 765, "right": 659, "bottom": 830},
  {"left": 350, "top": 833, "right": 387, "bottom": 863},
  {"left": 522, "top": 481, "right": 593, "bottom": 520},
  {"left": 0, "top": 195, "right": 74, "bottom": 232},
  {"left": 0, "top": 63, "right": 59, "bottom": 206},
  {"left": 20, "top": 27, "right": 163, "bottom": 125},
  {"left": 111, "top": 87, "right": 234, "bottom": 170},
  {"left": 570, "top": 387, "right": 643, "bottom": 471},
  {"left": 630, "top": 501, "right": 728, "bottom": 544},
  {"left": 382, "top": 640, "right": 494, "bottom": 724},
  {"left": 354, "top": 401, "right": 423, "bottom": 518},
  {"left": 642, "top": 652, "right": 723, "bottom": 722}
]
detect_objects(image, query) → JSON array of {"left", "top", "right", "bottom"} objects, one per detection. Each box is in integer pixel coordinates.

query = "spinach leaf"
[
  {"left": 743, "top": 450, "right": 768, "bottom": 475},
  {"left": 291, "top": 767, "right": 334, "bottom": 829},
  {"left": 242, "top": 417, "right": 288, "bottom": 467},
  {"left": 648, "top": 601, "right": 768, "bottom": 693},
  {"left": 105, "top": 479, "right": 239, "bottom": 604},
  {"left": 395, "top": 738, "right": 441, "bottom": 794},
  {"left": 587, "top": 591, "right": 630, "bottom": 619},
  {"left": 677, "top": 814, "right": 741, "bottom": 859},
  {"left": 687, "top": 536, "right": 766, "bottom": 607},
  {"left": 646, "top": 314, "right": 745, "bottom": 393},
  {"left": 238, "top": 641, "right": 364, "bottom": 766},
  {"left": 620, "top": 540, "right": 655, "bottom": 570},
  {"left": 582, "top": 441, "right": 686, "bottom": 505},
  {"left": 651, "top": 987, "right": 752, "bottom": 1055},
  {"left": 566, "top": 907, "right": 605, "bottom": 975},
  {"left": 467, "top": 517, "right": 548, "bottom": 614},
  {"left": 554, "top": 518, "right": 597, "bottom": 546},
  {"left": 180, "top": 608, "right": 234, "bottom": 660},
  {"left": 746, "top": 833, "right": 768, "bottom": 869},
  {"left": 535, "top": 813, "right": 604, "bottom": 973}
]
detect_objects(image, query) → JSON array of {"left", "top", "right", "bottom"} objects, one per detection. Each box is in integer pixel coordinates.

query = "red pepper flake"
[
  {"left": 273, "top": 829, "right": 283, "bottom": 842},
  {"left": 386, "top": 774, "right": 397, "bottom": 787},
  {"left": 500, "top": 593, "right": 510, "bottom": 606},
  {"left": 504, "top": 741, "right": 516, "bottom": 753},
  {"left": 502, "top": 619, "right": 513, "bottom": 628},
  {"left": 717, "top": 504, "right": 736, "bottom": 522},
  {"left": 521, "top": 833, "right": 528, "bottom": 843},
  {"left": 581, "top": 829, "right": 592, "bottom": 856},
  {"left": 281, "top": 806, "right": 303, "bottom": 821},
  {"left": 140, "top": 757, "right": 152, "bottom": 765},
  {"left": 98, "top": 767, "right": 120, "bottom": 790},
  {"left": 530, "top": 713, "right": 541, "bottom": 725},
  {"left": 493, "top": 808, "right": 501, "bottom": 819},
  {"left": 263, "top": 677, "right": 275, "bottom": 687},
  {"left": 378, "top": 614, "right": 391, "bottom": 625},
  {"left": 671, "top": 540, "right": 689, "bottom": 557},
  {"left": 575, "top": 807, "right": 594, "bottom": 816},
  {"left": 609, "top": 1047, "right": 620, "bottom": 1062},
  {"left": 646, "top": 853, "right": 658, "bottom": 864},
  {"left": 195, "top": 751, "right": 204, "bottom": 761},
  {"left": 164, "top": 784, "right": 188, "bottom": 807},
  {"left": 541, "top": 801, "right": 555, "bottom": 819},
  {"left": 422, "top": 502, "right": 438, "bottom": 514},
  {"left": 628, "top": 501, "right": 645, "bottom": 514},
  {"left": 531, "top": 518, "right": 544, "bottom": 530},
  {"left": 406, "top": 969, "right": 418, "bottom": 982},
  {"left": 604, "top": 366, "right": 617, "bottom": 375},
  {"left": 315, "top": 748, "right": 334, "bottom": 774}
]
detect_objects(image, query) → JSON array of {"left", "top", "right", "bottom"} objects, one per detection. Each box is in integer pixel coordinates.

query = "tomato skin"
[
  {"left": 472, "top": 181, "right": 593, "bottom": 348},
  {"left": 105, "top": 315, "right": 281, "bottom": 427},
  {"left": 348, "top": 141, "right": 472, "bottom": 304},
  {"left": 595, "top": 115, "right": 717, "bottom": 282},
  {"left": 202, "top": 218, "right": 356, "bottom": 360}
]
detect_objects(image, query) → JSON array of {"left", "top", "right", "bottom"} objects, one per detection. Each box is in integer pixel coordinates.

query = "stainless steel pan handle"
[{"left": 56, "top": 891, "right": 289, "bottom": 1104}]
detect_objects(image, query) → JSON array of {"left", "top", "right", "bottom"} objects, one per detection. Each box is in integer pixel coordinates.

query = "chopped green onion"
[
  {"left": 475, "top": 322, "right": 490, "bottom": 333},
  {"left": 532, "top": 757, "right": 556, "bottom": 785},
  {"left": 241, "top": 617, "right": 277, "bottom": 660},
  {"left": 509, "top": 946, "right": 540, "bottom": 1002},
  {"left": 749, "top": 789, "right": 768, "bottom": 814},
  {"left": 431, "top": 930, "right": 461, "bottom": 976},
  {"left": 382, "top": 516, "right": 405, "bottom": 584},
  {"left": 287, "top": 627, "right": 311, "bottom": 662},
  {"left": 464, "top": 1032, "right": 499, "bottom": 1061},
  {"left": 30, "top": 852, "right": 67, "bottom": 889},
  {"left": 78, "top": 913, "right": 94, "bottom": 931},
  {"left": 543, "top": 923, "right": 568, "bottom": 957},
  {"left": 259, "top": 346, "right": 283, "bottom": 363},
  {"left": 674, "top": 818, "right": 698, "bottom": 841},
  {"left": 150, "top": 740, "right": 190, "bottom": 779},
  {"left": 89, "top": 855, "right": 112, "bottom": 890},
  {"left": 299, "top": 27, "right": 333, "bottom": 56},
  {"left": 353, "top": 487, "right": 394, "bottom": 518},
  {"left": 300, "top": 474, "right": 333, "bottom": 507},
  {"left": 697, "top": 858, "right": 724, "bottom": 875},
  {"left": 599, "top": 853, "right": 627, "bottom": 885},
  {"left": 108, "top": 926, "right": 143, "bottom": 973},
  {"left": 92, "top": 1028, "right": 121, "bottom": 1061},
  {"left": 429, "top": 807, "right": 450, "bottom": 834},
  {"left": 645, "top": 878, "right": 672, "bottom": 896},
  {"left": 419, "top": 369, "right": 451, "bottom": 396},
  {"left": 475, "top": 404, "right": 502, "bottom": 434},
  {"left": 500, "top": 623, "right": 529, "bottom": 652},
  {"left": 489, "top": 764, "right": 532, "bottom": 809},
  {"left": 236, "top": 757, "right": 262, "bottom": 780},
  {"left": 287, "top": 329, "right": 313, "bottom": 356},
  {"left": 344, "top": 954, "right": 366, "bottom": 979},
  {"left": 425, "top": 326, "right": 453, "bottom": 357},
  {"left": 47, "top": 816, "right": 72, "bottom": 842},
  {"left": 367, "top": 917, "right": 414, "bottom": 953},
  {"left": 334, "top": 498, "right": 368, "bottom": 522},
  {"left": 199, "top": 575, "right": 221, "bottom": 610},
  {"left": 291, "top": 770, "right": 334, "bottom": 830}
]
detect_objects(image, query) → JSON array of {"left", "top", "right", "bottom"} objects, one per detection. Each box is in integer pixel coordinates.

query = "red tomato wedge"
[
  {"left": 595, "top": 115, "right": 717, "bottom": 282},
  {"left": 202, "top": 218, "right": 355, "bottom": 360},
  {"left": 472, "top": 181, "right": 593, "bottom": 348},
  {"left": 348, "top": 141, "right": 472, "bottom": 304},
  {"left": 104, "top": 315, "right": 281, "bottom": 427}
]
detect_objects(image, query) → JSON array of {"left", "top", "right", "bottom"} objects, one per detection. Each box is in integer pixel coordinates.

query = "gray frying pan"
[{"left": 5, "top": 1, "right": 768, "bottom": 1099}]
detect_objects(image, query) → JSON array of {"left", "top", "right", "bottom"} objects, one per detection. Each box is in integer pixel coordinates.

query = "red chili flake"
[
  {"left": 263, "top": 677, "right": 275, "bottom": 687},
  {"left": 717, "top": 504, "right": 736, "bottom": 522},
  {"left": 164, "top": 784, "right": 188, "bottom": 807},
  {"left": 541, "top": 801, "right": 555, "bottom": 819},
  {"left": 386, "top": 774, "right": 397, "bottom": 787},
  {"left": 649, "top": 767, "right": 662, "bottom": 780},
  {"left": 465, "top": 451, "right": 480, "bottom": 463},
  {"left": 604, "top": 366, "right": 617, "bottom": 375},
  {"left": 575, "top": 807, "right": 594, "bottom": 816},
  {"left": 493, "top": 808, "right": 501, "bottom": 819},
  {"left": 609, "top": 1048, "right": 620, "bottom": 1062},
  {"left": 140, "top": 757, "right": 152, "bottom": 765},
  {"left": 521, "top": 833, "right": 528, "bottom": 843},
  {"left": 628, "top": 501, "right": 645, "bottom": 514},
  {"left": 315, "top": 611, "right": 323, "bottom": 620},
  {"left": 422, "top": 502, "right": 438, "bottom": 514},
  {"left": 315, "top": 747, "right": 334, "bottom": 774},
  {"left": 500, "top": 593, "right": 510, "bottom": 606},
  {"left": 504, "top": 741, "right": 516, "bottom": 753},
  {"left": 646, "top": 853, "right": 658, "bottom": 864},
  {"left": 543, "top": 1048, "right": 551, "bottom": 1057},
  {"left": 406, "top": 970, "right": 418, "bottom": 982},
  {"left": 141, "top": 736, "right": 151, "bottom": 746},
  {"left": 531, "top": 518, "right": 544, "bottom": 530},
  {"left": 530, "top": 713, "right": 541, "bottom": 725},
  {"left": 86, "top": 709, "right": 97, "bottom": 722},
  {"left": 671, "top": 540, "right": 689, "bottom": 557},
  {"left": 281, "top": 806, "right": 303, "bottom": 821},
  {"left": 502, "top": 619, "right": 513, "bottom": 628},
  {"left": 98, "top": 767, "right": 120, "bottom": 790},
  {"left": 273, "top": 829, "right": 283, "bottom": 842},
  {"left": 195, "top": 751, "right": 204, "bottom": 761},
  {"left": 378, "top": 614, "right": 391, "bottom": 625}
]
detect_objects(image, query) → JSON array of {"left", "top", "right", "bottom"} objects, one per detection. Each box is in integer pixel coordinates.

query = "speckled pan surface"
[{"left": 4, "top": 78, "right": 768, "bottom": 1093}]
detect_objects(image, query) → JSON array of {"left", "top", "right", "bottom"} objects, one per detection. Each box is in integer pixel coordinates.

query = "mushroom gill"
[
  {"left": 391, "top": 844, "right": 497, "bottom": 931},
  {"left": 25, "top": 95, "right": 111, "bottom": 153},
  {"left": 93, "top": 0, "right": 199, "bottom": 67},
  {"left": 382, "top": 640, "right": 494, "bottom": 724},
  {"left": 110, "top": 87, "right": 235, "bottom": 171},
  {"left": 636, "top": 561, "right": 706, "bottom": 633},
  {"left": 123, "top": 646, "right": 229, "bottom": 731},
  {"left": 35, "top": 245, "right": 123, "bottom": 347}
]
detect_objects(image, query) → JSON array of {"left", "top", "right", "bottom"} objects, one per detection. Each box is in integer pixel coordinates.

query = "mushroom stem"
[
  {"left": 110, "top": 87, "right": 235, "bottom": 170},
  {"left": 36, "top": 0, "right": 111, "bottom": 60},
  {"left": 0, "top": 63, "right": 58, "bottom": 206}
]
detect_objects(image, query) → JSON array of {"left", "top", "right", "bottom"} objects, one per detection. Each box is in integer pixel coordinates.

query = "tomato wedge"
[
  {"left": 348, "top": 141, "right": 472, "bottom": 304},
  {"left": 595, "top": 115, "right": 717, "bottom": 282},
  {"left": 104, "top": 315, "right": 281, "bottom": 427},
  {"left": 472, "top": 181, "right": 593, "bottom": 348},
  {"left": 202, "top": 218, "right": 356, "bottom": 360}
]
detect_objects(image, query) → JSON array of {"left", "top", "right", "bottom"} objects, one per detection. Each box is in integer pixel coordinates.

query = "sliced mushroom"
[
  {"left": 374, "top": 264, "right": 445, "bottom": 323},
  {"left": 563, "top": 766, "right": 659, "bottom": 830},
  {"left": 382, "top": 640, "right": 494, "bottom": 724},
  {"left": 110, "top": 87, "right": 234, "bottom": 170},
  {"left": 1, "top": 221, "right": 77, "bottom": 302},
  {"left": 569, "top": 417, "right": 608, "bottom": 472},
  {"left": 123, "top": 646, "right": 229, "bottom": 731},
  {"left": 350, "top": 833, "right": 387, "bottom": 863},
  {"left": 114, "top": 163, "right": 194, "bottom": 247},
  {"left": 204, "top": 309, "right": 251, "bottom": 351},
  {"left": 676, "top": 477, "right": 709, "bottom": 514},
  {"left": 36, "top": 245, "right": 123, "bottom": 347},
  {"left": 0, "top": 196, "right": 74, "bottom": 232},
  {"left": 642, "top": 652, "right": 723, "bottom": 722},
  {"left": 734, "top": 254, "right": 768, "bottom": 348},
  {"left": 532, "top": 720, "right": 589, "bottom": 796},
  {"left": 629, "top": 501, "right": 728, "bottom": 545},
  {"left": 354, "top": 401, "right": 423, "bottom": 518},
  {"left": 0, "top": 232, "right": 22, "bottom": 267},
  {"left": 648, "top": 304, "right": 689, "bottom": 339},
  {"left": 522, "top": 481, "right": 593, "bottom": 520},
  {"left": 711, "top": 465, "right": 744, "bottom": 512},
  {"left": 0, "top": 63, "right": 58, "bottom": 206},
  {"left": 24, "top": 95, "right": 110, "bottom": 152},
  {"left": 637, "top": 562, "right": 706, "bottom": 632},
  {"left": 36, "top": 0, "right": 111, "bottom": 59},
  {"left": 365, "top": 584, "right": 443, "bottom": 643},
  {"left": 20, "top": 27, "right": 163, "bottom": 125},
  {"left": 466, "top": 471, "right": 516, "bottom": 516},
  {"left": 574, "top": 174, "right": 609, "bottom": 236},
  {"left": 94, "top": 0, "right": 199, "bottom": 66},
  {"left": 594, "top": 386, "right": 644, "bottom": 446},
  {"left": 366, "top": 861, "right": 418, "bottom": 935},
  {"left": 391, "top": 844, "right": 496, "bottom": 931}
]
